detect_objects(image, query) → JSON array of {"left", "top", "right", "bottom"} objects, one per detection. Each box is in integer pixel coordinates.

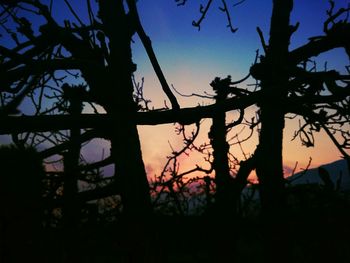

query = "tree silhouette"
[
  {"left": 178, "top": 0, "right": 349, "bottom": 212},
  {"left": 0, "top": 145, "right": 44, "bottom": 262},
  {"left": 0, "top": 0, "right": 163, "bottom": 218},
  {"left": 0, "top": 0, "right": 350, "bottom": 261},
  {"left": 251, "top": 0, "right": 349, "bottom": 216}
]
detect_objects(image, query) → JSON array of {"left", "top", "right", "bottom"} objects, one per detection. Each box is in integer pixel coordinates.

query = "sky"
[
  {"left": 132, "top": 0, "right": 350, "bottom": 178},
  {"left": 1, "top": 0, "right": 349, "bottom": 180}
]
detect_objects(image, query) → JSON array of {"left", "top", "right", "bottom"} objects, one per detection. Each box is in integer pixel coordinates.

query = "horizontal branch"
[
  {"left": 79, "top": 156, "right": 114, "bottom": 171},
  {"left": 1, "top": 90, "right": 345, "bottom": 136},
  {"left": 45, "top": 181, "right": 120, "bottom": 208},
  {"left": 77, "top": 182, "right": 119, "bottom": 203},
  {"left": 289, "top": 23, "right": 350, "bottom": 64},
  {"left": 39, "top": 129, "right": 99, "bottom": 158},
  {"left": 1, "top": 58, "right": 103, "bottom": 86},
  {"left": 0, "top": 92, "right": 258, "bottom": 134},
  {"left": 286, "top": 92, "right": 350, "bottom": 107}
]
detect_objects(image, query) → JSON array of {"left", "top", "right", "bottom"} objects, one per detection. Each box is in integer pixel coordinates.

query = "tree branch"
[
  {"left": 175, "top": 0, "right": 187, "bottom": 6},
  {"left": 192, "top": 0, "right": 213, "bottom": 31},
  {"left": 38, "top": 129, "right": 100, "bottom": 159},
  {"left": 0, "top": 91, "right": 259, "bottom": 134},
  {"left": 257, "top": 26, "right": 268, "bottom": 53},
  {"left": 126, "top": 0, "right": 180, "bottom": 110},
  {"left": 220, "top": 0, "right": 238, "bottom": 33},
  {"left": 1, "top": 58, "right": 103, "bottom": 88},
  {"left": 289, "top": 23, "right": 350, "bottom": 64}
]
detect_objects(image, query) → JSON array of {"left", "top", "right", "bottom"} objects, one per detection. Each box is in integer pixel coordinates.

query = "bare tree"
[
  {"left": 0, "top": 0, "right": 349, "bottom": 230},
  {"left": 0, "top": 0, "right": 182, "bottom": 218},
  {"left": 176, "top": 0, "right": 350, "bottom": 217},
  {"left": 0, "top": 145, "right": 44, "bottom": 262}
]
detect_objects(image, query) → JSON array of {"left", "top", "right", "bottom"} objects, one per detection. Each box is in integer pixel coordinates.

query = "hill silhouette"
[{"left": 289, "top": 159, "right": 350, "bottom": 190}]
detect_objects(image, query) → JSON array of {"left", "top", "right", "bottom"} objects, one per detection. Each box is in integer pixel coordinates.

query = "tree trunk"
[
  {"left": 254, "top": 1, "right": 294, "bottom": 261},
  {"left": 209, "top": 78, "right": 238, "bottom": 262},
  {"left": 209, "top": 78, "right": 235, "bottom": 216},
  {"left": 110, "top": 120, "right": 152, "bottom": 217},
  {"left": 98, "top": 0, "right": 152, "bottom": 217},
  {"left": 63, "top": 87, "right": 83, "bottom": 228},
  {"left": 98, "top": 2, "right": 153, "bottom": 261},
  {"left": 255, "top": 105, "right": 285, "bottom": 215},
  {"left": 255, "top": 0, "right": 293, "bottom": 217},
  {"left": 62, "top": 87, "right": 82, "bottom": 262}
]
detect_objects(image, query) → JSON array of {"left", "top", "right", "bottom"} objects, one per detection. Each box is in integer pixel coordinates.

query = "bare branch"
[
  {"left": 192, "top": 0, "right": 213, "bottom": 31},
  {"left": 172, "top": 84, "right": 214, "bottom": 99},
  {"left": 229, "top": 72, "right": 251, "bottom": 85},
  {"left": 290, "top": 23, "right": 350, "bottom": 64},
  {"left": 175, "top": 0, "right": 187, "bottom": 6},
  {"left": 257, "top": 26, "right": 268, "bottom": 54},
  {"left": 233, "top": 0, "right": 246, "bottom": 7},
  {"left": 226, "top": 108, "right": 244, "bottom": 129},
  {"left": 126, "top": 0, "right": 180, "bottom": 110},
  {"left": 220, "top": 0, "right": 238, "bottom": 33},
  {"left": 63, "top": 0, "right": 85, "bottom": 27},
  {"left": 324, "top": 1, "right": 350, "bottom": 33},
  {"left": 287, "top": 157, "right": 312, "bottom": 183},
  {"left": 0, "top": 90, "right": 258, "bottom": 134}
]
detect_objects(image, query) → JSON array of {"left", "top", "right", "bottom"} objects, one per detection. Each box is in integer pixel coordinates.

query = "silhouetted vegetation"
[
  {"left": 0, "top": 145, "right": 44, "bottom": 261},
  {"left": 0, "top": 0, "right": 349, "bottom": 262}
]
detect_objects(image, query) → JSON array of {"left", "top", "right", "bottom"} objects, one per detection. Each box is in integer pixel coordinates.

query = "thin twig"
[
  {"left": 220, "top": 0, "right": 238, "bottom": 33},
  {"left": 172, "top": 84, "right": 214, "bottom": 99},
  {"left": 256, "top": 27, "right": 268, "bottom": 53},
  {"left": 230, "top": 72, "right": 251, "bottom": 85},
  {"left": 63, "top": 0, "right": 85, "bottom": 26},
  {"left": 233, "top": 0, "right": 246, "bottom": 7},
  {"left": 175, "top": 0, "right": 187, "bottom": 6},
  {"left": 192, "top": 0, "right": 213, "bottom": 31},
  {"left": 287, "top": 157, "right": 312, "bottom": 183}
]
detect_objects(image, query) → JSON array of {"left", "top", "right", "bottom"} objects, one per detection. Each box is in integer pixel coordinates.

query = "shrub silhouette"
[{"left": 0, "top": 145, "right": 44, "bottom": 261}]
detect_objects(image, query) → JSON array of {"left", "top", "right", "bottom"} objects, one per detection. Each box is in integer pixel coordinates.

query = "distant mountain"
[{"left": 288, "top": 159, "right": 350, "bottom": 190}]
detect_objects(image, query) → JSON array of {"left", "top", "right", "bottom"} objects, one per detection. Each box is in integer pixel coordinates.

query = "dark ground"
[{"left": 36, "top": 207, "right": 350, "bottom": 263}]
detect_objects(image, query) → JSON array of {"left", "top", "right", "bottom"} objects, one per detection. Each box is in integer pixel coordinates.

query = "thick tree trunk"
[
  {"left": 208, "top": 77, "right": 242, "bottom": 218},
  {"left": 107, "top": 50, "right": 152, "bottom": 219},
  {"left": 255, "top": 0, "right": 293, "bottom": 216},
  {"left": 254, "top": 1, "right": 294, "bottom": 262},
  {"left": 98, "top": 0, "right": 152, "bottom": 217},
  {"left": 63, "top": 87, "right": 83, "bottom": 228},
  {"left": 62, "top": 87, "right": 82, "bottom": 262},
  {"left": 98, "top": 2, "right": 154, "bottom": 261},
  {"left": 209, "top": 78, "right": 240, "bottom": 262},
  {"left": 110, "top": 120, "right": 152, "bottom": 216},
  {"left": 255, "top": 105, "right": 285, "bottom": 215},
  {"left": 210, "top": 99, "right": 234, "bottom": 215}
]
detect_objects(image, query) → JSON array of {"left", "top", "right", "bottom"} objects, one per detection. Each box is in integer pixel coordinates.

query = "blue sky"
[
  {"left": 1, "top": 0, "right": 349, "bottom": 175},
  {"left": 133, "top": 0, "right": 349, "bottom": 175},
  {"left": 132, "top": 0, "right": 349, "bottom": 107}
]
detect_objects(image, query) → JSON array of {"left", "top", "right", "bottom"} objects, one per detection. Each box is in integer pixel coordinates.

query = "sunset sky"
[
  {"left": 1, "top": 0, "right": 349, "bottom": 179},
  {"left": 132, "top": 0, "right": 349, "bottom": 178}
]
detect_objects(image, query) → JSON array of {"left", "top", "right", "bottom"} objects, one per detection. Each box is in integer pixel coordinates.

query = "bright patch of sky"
[
  {"left": 134, "top": 0, "right": 349, "bottom": 177},
  {"left": 1, "top": 0, "right": 349, "bottom": 177}
]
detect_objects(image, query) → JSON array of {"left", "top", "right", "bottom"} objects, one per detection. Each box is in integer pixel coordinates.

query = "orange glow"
[{"left": 138, "top": 110, "right": 344, "bottom": 182}]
